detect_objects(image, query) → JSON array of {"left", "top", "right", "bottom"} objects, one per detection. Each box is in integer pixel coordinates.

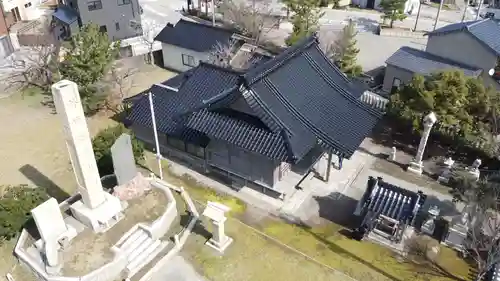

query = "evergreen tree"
[
  {"left": 379, "top": 0, "right": 407, "bottom": 28},
  {"left": 389, "top": 70, "right": 500, "bottom": 156},
  {"left": 283, "top": 0, "right": 324, "bottom": 46},
  {"left": 92, "top": 124, "right": 144, "bottom": 176},
  {"left": 334, "top": 20, "right": 362, "bottom": 77},
  {"left": 60, "top": 24, "right": 120, "bottom": 114}
]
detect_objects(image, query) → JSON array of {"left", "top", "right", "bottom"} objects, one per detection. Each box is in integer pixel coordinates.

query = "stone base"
[
  {"left": 468, "top": 170, "right": 480, "bottom": 180},
  {"left": 70, "top": 193, "right": 123, "bottom": 233},
  {"left": 442, "top": 226, "right": 467, "bottom": 252},
  {"left": 407, "top": 161, "right": 423, "bottom": 175},
  {"left": 205, "top": 236, "right": 233, "bottom": 253},
  {"left": 437, "top": 176, "right": 450, "bottom": 184},
  {"left": 45, "top": 262, "right": 62, "bottom": 275}
]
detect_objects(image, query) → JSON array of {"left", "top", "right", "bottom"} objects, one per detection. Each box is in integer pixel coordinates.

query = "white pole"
[
  {"left": 148, "top": 92, "right": 163, "bottom": 179},
  {"left": 212, "top": 0, "right": 216, "bottom": 26}
]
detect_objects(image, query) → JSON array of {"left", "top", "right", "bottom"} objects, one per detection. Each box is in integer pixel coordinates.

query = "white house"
[
  {"left": 3, "top": 0, "right": 42, "bottom": 21},
  {"left": 154, "top": 19, "right": 235, "bottom": 72}
]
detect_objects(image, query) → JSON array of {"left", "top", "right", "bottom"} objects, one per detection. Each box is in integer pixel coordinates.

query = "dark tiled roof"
[
  {"left": 185, "top": 109, "right": 288, "bottom": 160},
  {"left": 360, "top": 177, "right": 426, "bottom": 224},
  {"left": 154, "top": 19, "right": 235, "bottom": 52},
  {"left": 243, "top": 36, "right": 382, "bottom": 158},
  {"left": 161, "top": 68, "right": 195, "bottom": 89},
  {"left": 127, "top": 63, "right": 241, "bottom": 136},
  {"left": 128, "top": 35, "right": 381, "bottom": 161},
  {"left": 386, "top": 47, "right": 482, "bottom": 77},
  {"left": 426, "top": 19, "right": 500, "bottom": 55}
]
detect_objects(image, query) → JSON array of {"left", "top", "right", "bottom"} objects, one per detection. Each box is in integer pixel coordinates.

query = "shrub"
[
  {"left": 0, "top": 185, "right": 48, "bottom": 240},
  {"left": 92, "top": 124, "right": 144, "bottom": 176}
]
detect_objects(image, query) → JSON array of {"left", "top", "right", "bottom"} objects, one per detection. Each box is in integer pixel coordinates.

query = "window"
[
  {"left": 118, "top": 0, "right": 130, "bottom": 5},
  {"left": 115, "top": 22, "right": 120, "bottom": 31},
  {"left": 182, "top": 54, "right": 196, "bottom": 67},
  {"left": 392, "top": 78, "right": 402, "bottom": 89},
  {"left": 186, "top": 143, "right": 204, "bottom": 158},
  {"left": 87, "top": 0, "right": 102, "bottom": 11},
  {"left": 167, "top": 137, "right": 185, "bottom": 151},
  {"left": 24, "top": 2, "right": 31, "bottom": 8},
  {"left": 99, "top": 25, "right": 107, "bottom": 33}
]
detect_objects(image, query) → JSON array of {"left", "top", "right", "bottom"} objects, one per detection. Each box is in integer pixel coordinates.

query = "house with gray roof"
[
  {"left": 383, "top": 19, "right": 500, "bottom": 92},
  {"left": 125, "top": 35, "right": 382, "bottom": 199},
  {"left": 155, "top": 19, "right": 238, "bottom": 72}
]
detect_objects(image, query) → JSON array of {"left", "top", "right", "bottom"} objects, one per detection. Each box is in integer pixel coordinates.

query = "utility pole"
[
  {"left": 461, "top": 2, "right": 469, "bottom": 21},
  {"left": 212, "top": 0, "right": 216, "bottom": 26},
  {"left": 475, "top": 0, "right": 483, "bottom": 20},
  {"left": 433, "top": 0, "right": 444, "bottom": 30},
  {"left": 413, "top": 1, "right": 423, "bottom": 31}
]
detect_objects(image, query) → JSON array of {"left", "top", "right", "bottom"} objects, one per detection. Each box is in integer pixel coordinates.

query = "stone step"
[
  {"left": 123, "top": 232, "right": 150, "bottom": 258},
  {"left": 127, "top": 241, "right": 167, "bottom": 278},
  {"left": 120, "top": 229, "right": 145, "bottom": 251},
  {"left": 129, "top": 243, "right": 174, "bottom": 281},
  {"left": 127, "top": 237, "right": 155, "bottom": 262}
]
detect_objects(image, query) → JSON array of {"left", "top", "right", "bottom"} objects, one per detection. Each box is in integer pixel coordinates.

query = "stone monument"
[
  {"left": 467, "top": 158, "right": 481, "bottom": 180},
  {"left": 51, "top": 80, "right": 123, "bottom": 233},
  {"left": 408, "top": 112, "right": 437, "bottom": 175},
  {"left": 111, "top": 133, "right": 138, "bottom": 186},
  {"left": 31, "top": 197, "right": 78, "bottom": 274},
  {"left": 442, "top": 205, "right": 470, "bottom": 252},
  {"left": 437, "top": 157, "right": 455, "bottom": 184},
  {"left": 389, "top": 146, "right": 396, "bottom": 161},
  {"left": 202, "top": 201, "right": 233, "bottom": 253},
  {"left": 421, "top": 205, "right": 440, "bottom": 236}
]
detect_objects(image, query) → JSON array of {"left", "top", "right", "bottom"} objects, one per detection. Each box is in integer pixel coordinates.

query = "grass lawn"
[
  {"left": 159, "top": 162, "right": 473, "bottom": 281},
  {"left": 182, "top": 216, "right": 353, "bottom": 281}
]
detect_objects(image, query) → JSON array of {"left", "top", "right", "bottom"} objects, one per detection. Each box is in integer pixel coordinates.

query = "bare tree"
[
  {"left": 4, "top": 44, "right": 60, "bottom": 92},
  {"left": 208, "top": 38, "right": 238, "bottom": 67},
  {"left": 104, "top": 66, "right": 137, "bottom": 114},
  {"left": 218, "top": 0, "right": 280, "bottom": 44},
  {"left": 452, "top": 174, "right": 500, "bottom": 281},
  {"left": 130, "top": 20, "right": 162, "bottom": 64},
  {"left": 318, "top": 29, "right": 340, "bottom": 62}
]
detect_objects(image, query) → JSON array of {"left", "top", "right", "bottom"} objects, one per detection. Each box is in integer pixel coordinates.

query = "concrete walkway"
[{"left": 149, "top": 255, "right": 206, "bottom": 281}]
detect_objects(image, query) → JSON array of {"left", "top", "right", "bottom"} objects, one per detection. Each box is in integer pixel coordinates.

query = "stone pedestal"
[
  {"left": 202, "top": 201, "right": 233, "bottom": 253},
  {"left": 206, "top": 217, "right": 233, "bottom": 253},
  {"left": 421, "top": 206, "right": 440, "bottom": 236},
  {"left": 442, "top": 223, "right": 468, "bottom": 251},
  {"left": 407, "top": 160, "right": 423, "bottom": 175},
  {"left": 70, "top": 192, "right": 123, "bottom": 233}
]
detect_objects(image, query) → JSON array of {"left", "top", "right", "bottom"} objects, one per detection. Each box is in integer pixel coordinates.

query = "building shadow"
[
  {"left": 351, "top": 17, "right": 380, "bottom": 33},
  {"left": 313, "top": 192, "right": 360, "bottom": 230},
  {"left": 421, "top": 195, "right": 460, "bottom": 218},
  {"left": 178, "top": 213, "right": 212, "bottom": 242},
  {"left": 19, "top": 164, "right": 70, "bottom": 202}
]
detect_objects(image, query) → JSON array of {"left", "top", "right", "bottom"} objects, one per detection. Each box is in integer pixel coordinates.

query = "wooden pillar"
[{"left": 325, "top": 150, "right": 333, "bottom": 182}]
